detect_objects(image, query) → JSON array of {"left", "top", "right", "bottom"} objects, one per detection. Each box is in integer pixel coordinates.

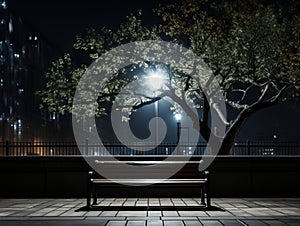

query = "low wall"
[{"left": 0, "top": 156, "right": 299, "bottom": 198}]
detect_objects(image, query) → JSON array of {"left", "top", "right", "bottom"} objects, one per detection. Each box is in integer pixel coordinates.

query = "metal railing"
[{"left": 0, "top": 140, "right": 299, "bottom": 156}]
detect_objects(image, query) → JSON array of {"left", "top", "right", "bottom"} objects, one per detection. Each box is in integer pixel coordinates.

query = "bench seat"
[{"left": 87, "top": 161, "right": 211, "bottom": 208}]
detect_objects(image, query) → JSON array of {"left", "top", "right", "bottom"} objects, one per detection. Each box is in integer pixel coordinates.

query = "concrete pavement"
[{"left": 0, "top": 198, "right": 299, "bottom": 225}]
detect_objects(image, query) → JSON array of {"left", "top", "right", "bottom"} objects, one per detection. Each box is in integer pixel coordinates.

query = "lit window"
[{"left": 9, "top": 18, "right": 13, "bottom": 33}]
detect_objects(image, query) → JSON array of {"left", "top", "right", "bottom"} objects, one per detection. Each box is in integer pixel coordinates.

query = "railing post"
[
  {"left": 85, "top": 139, "right": 89, "bottom": 156},
  {"left": 247, "top": 140, "right": 251, "bottom": 156},
  {"left": 5, "top": 140, "right": 9, "bottom": 156},
  {"left": 204, "top": 171, "right": 211, "bottom": 208}
]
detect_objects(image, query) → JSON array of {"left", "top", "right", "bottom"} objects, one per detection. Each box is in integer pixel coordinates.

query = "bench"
[{"left": 87, "top": 160, "right": 211, "bottom": 208}]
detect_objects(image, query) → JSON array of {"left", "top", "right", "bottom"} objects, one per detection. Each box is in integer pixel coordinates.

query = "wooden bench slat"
[
  {"left": 92, "top": 179, "right": 206, "bottom": 184},
  {"left": 95, "top": 160, "right": 201, "bottom": 164}
]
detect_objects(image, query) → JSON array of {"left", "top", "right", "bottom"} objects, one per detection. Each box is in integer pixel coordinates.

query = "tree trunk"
[{"left": 218, "top": 98, "right": 281, "bottom": 155}]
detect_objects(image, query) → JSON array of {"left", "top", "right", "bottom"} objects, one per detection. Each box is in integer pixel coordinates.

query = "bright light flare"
[
  {"left": 146, "top": 68, "right": 166, "bottom": 91},
  {"left": 174, "top": 113, "right": 182, "bottom": 122}
]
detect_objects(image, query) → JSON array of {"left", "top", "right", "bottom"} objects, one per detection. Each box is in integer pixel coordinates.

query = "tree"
[
  {"left": 38, "top": 1, "right": 300, "bottom": 155},
  {"left": 156, "top": 0, "right": 300, "bottom": 154}
]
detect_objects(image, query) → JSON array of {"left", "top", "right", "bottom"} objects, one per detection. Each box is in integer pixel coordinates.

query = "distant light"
[
  {"left": 1, "top": 1, "right": 7, "bottom": 9},
  {"left": 34, "top": 36, "right": 37, "bottom": 41},
  {"left": 14, "top": 53, "right": 19, "bottom": 58},
  {"left": 273, "top": 134, "right": 278, "bottom": 139},
  {"left": 29, "top": 36, "right": 32, "bottom": 41},
  {"left": 174, "top": 113, "right": 182, "bottom": 122},
  {"left": 9, "top": 18, "right": 13, "bottom": 33}
]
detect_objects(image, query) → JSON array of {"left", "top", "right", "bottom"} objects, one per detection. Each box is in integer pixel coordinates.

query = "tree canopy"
[{"left": 37, "top": 0, "right": 300, "bottom": 154}]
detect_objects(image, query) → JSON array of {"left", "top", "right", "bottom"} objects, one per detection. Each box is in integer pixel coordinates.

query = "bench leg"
[
  {"left": 200, "top": 187, "right": 206, "bottom": 205},
  {"left": 92, "top": 186, "right": 98, "bottom": 205},
  {"left": 206, "top": 182, "right": 211, "bottom": 208},
  {"left": 87, "top": 171, "right": 93, "bottom": 207},
  {"left": 207, "top": 192, "right": 211, "bottom": 208}
]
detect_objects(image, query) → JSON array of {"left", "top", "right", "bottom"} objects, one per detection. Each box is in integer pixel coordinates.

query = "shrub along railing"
[{"left": 0, "top": 140, "right": 299, "bottom": 156}]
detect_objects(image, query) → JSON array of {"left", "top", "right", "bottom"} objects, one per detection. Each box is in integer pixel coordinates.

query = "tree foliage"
[{"left": 38, "top": 0, "right": 300, "bottom": 154}]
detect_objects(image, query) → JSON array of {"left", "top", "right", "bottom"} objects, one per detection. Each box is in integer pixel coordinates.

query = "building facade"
[{"left": 0, "top": 0, "right": 60, "bottom": 141}]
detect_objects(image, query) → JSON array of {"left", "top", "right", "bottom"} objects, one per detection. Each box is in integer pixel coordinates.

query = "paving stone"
[
  {"left": 178, "top": 211, "right": 208, "bottom": 217},
  {"left": 200, "top": 220, "right": 223, "bottom": 226},
  {"left": 117, "top": 211, "right": 147, "bottom": 217},
  {"left": 44, "top": 210, "right": 68, "bottom": 216},
  {"left": 87, "top": 217, "right": 125, "bottom": 221},
  {"left": 228, "top": 210, "right": 253, "bottom": 217},
  {"left": 147, "top": 211, "right": 162, "bottom": 216},
  {"left": 241, "top": 219, "right": 268, "bottom": 226},
  {"left": 147, "top": 220, "right": 163, "bottom": 226},
  {"left": 162, "top": 211, "right": 179, "bottom": 216},
  {"left": 219, "top": 219, "right": 245, "bottom": 226},
  {"left": 110, "top": 202, "right": 125, "bottom": 206},
  {"left": 123, "top": 202, "right": 136, "bottom": 206},
  {"left": 262, "top": 220, "right": 289, "bottom": 226},
  {"left": 183, "top": 220, "right": 202, "bottom": 226},
  {"left": 84, "top": 211, "right": 101, "bottom": 217},
  {"left": 206, "top": 211, "right": 233, "bottom": 217},
  {"left": 126, "top": 220, "right": 146, "bottom": 226},
  {"left": 163, "top": 220, "right": 184, "bottom": 226},
  {"left": 127, "top": 217, "right": 160, "bottom": 221},
  {"left": 162, "top": 217, "right": 197, "bottom": 220},
  {"left": 99, "top": 211, "right": 117, "bottom": 216},
  {"left": 106, "top": 220, "right": 126, "bottom": 226}
]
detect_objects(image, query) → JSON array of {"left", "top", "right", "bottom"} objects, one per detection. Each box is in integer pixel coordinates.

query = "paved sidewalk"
[{"left": 0, "top": 198, "right": 299, "bottom": 225}]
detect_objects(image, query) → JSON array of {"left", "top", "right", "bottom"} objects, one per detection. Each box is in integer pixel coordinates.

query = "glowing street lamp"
[
  {"left": 145, "top": 68, "right": 166, "bottom": 145},
  {"left": 174, "top": 113, "right": 182, "bottom": 143},
  {"left": 174, "top": 113, "right": 182, "bottom": 122}
]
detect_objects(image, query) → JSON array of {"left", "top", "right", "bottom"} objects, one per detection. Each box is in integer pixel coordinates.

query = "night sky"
[
  {"left": 6, "top": 0, "right": 300, "bottom": 141},
  {"left": 8, "top": 0, "right": 176, "bottom": 52}
]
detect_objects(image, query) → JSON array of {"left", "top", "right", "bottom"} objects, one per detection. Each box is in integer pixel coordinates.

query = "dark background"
[
  {"left": 8, "top": 0, "right": 176, "bottom": 52},
  {"left": 6, "top": 0, "right": 300, "bottom": 142}
]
